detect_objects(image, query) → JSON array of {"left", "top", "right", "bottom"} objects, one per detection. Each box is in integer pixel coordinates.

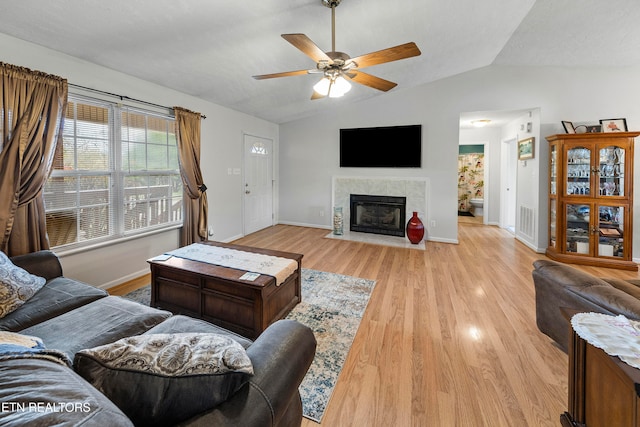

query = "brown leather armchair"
[{"left": 532, "top": 259, "right": 640, "bottom": 352}]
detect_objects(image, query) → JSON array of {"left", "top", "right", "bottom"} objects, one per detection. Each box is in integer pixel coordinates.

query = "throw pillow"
[
  {"left": 74, "top": 332, "right": 254, "bottom": 427},
  {"left": 0, "top": 251, "right": 46, "bottom": 319}
]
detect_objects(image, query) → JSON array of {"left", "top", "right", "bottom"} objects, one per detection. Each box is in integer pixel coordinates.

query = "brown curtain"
[
  {"left": 174, "top": 106, "right": 208, "bottom": 247},
  {"left": 0, "top": 63, "right": 68, "bottom": 256}
]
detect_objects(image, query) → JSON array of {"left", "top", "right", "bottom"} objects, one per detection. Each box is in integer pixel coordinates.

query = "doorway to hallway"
[{"left": 458, "top": 108, "right": 535, "bottom": 236}]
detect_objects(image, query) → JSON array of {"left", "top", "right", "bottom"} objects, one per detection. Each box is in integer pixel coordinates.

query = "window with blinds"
[{"left": 44, "top": 96, "right": 183, "bottom": 249}]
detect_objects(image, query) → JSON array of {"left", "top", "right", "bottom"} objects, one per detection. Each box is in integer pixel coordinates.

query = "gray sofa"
[
  {"left": 0, "top": 250, "right": 316, "bottom": 426},
  {"left": 532, "top": 259, "right": 640, "bottom": 352}
]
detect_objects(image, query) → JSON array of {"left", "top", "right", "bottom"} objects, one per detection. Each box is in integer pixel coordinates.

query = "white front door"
[{"left": 243, "top": 134, "right": 274, "bottom": 235}]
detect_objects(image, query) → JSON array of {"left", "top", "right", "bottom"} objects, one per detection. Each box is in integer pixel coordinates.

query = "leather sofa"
[
  {"left": 0, "top": 250, "right": 316, "bottom": 426},
  {"left": 532, "top": 259, "right": 640, "bottom": 352}
]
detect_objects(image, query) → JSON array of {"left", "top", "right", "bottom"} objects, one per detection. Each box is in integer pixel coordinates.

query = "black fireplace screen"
[{"left": 350, "top": 194, "right": 406, "bottom": 237}]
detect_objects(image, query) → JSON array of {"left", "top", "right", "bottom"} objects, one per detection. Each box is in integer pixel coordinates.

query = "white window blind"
[{"left": 44, "top": 96, "right": 182, "bottom": 249}]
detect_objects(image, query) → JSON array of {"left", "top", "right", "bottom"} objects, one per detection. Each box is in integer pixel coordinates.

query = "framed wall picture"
[
  {"left": 600, "top": 118, "right": 628, "bottom": 132},
  {"left": 518, "top": 137, "right": 535, "bottom": 160},
  {"left": 562, "top": 121, "right": 575, "bottom": 134}
]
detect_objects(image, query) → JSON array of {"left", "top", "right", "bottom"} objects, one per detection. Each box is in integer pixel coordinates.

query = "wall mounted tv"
[{"left": 340, "top": 124, "right": 422, "bottom": 168}]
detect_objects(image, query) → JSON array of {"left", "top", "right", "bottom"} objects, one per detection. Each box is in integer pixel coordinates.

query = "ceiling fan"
[{"left": 252, "top": 0, "right": 421, "bottom": 99}]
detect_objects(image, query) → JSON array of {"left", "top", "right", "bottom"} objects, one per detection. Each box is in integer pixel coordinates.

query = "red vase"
[{"left": 406, "top": 211, "right": 425, "bottom": 244}]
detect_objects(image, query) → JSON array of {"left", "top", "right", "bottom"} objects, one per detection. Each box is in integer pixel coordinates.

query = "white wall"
[
  {"left": 0, "top": 33, "right": 279, "bottom": 288},
  {"left": 504, "top": 110, "right": 543, "bottom": 251},
  {"left": 279, "top": 65, "right": 640, "bottom": 259}
]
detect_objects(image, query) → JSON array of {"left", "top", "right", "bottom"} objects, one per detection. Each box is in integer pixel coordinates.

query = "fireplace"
[{"left": 350, "top": 194, "right": 406, "bottom": 237}]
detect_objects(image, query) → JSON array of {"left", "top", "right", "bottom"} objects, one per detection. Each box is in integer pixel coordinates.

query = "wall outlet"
[
  {"left": 430, "top": 220, "right": 436, "bottom": 228},
  {"left": 207, "top": 226, "right": 214, "bottom": 236},
  {"left": 319, "top": 210, "right": 325, "bottom": 217}
]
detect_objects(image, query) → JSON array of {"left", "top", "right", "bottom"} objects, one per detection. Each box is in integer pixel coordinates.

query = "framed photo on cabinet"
[
  {"left": 600, "top": 118, "right": 628, "bottom": 132},
  {"left": 518, "top": 137, "right": 535, "bottom": 160},
  {"left": 562, "top": 121, "right": 575, "bottom": 134}
]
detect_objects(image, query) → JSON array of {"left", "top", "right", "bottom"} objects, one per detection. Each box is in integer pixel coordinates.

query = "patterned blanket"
[
  {"left": 0, "top": 331, "right": 71, "bottom": 367},
  {"left": 166, "top": 243, "right": 297, "bottom": 286}
]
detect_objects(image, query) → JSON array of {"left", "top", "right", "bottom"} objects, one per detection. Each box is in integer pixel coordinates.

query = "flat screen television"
[{"left": 340, "top": 124, "right": 421, "bottom": 168}]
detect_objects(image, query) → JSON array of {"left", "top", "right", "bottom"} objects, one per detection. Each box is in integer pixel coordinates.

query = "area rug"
[{"left": 123, "top": 268, "right": 376, "bottom": 423}]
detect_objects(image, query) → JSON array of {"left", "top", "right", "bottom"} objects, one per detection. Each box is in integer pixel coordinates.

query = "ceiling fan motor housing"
[
  {"left": 318, "top": 51, "right": 351, "bottom": 69},
  {"left": 322, "top": 0, "right": 341, "bottom": 8}
]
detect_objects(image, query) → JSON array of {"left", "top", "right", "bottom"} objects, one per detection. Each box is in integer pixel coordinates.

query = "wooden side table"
[{"left": 561, "top": 308, "right": 640, "bottom": 427}]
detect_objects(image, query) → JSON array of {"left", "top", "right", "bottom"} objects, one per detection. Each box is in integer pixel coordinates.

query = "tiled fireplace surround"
[{"left": 330, "top": 176, "right": 428, "bottom": 249}]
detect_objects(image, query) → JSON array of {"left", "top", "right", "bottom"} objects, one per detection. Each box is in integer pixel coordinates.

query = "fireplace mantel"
[{"left": 332, "top": 176, "right": 429, "bottom": 243}]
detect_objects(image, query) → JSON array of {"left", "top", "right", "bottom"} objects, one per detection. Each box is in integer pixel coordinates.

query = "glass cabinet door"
[
  {"left": 549, "top": 199, "right": 557, "bottom": 248},
  {"left": 550, "top": 144, "right": 557, "bottom": 195},
  {"left": 597, "top": 205, "right": 625, "bottom": 258},
  {"left": 566, "top": 203, "right": 591, "bottom": 254},
  {"left": 598, "top": 146, "right": 625, "bottom": 196},
  {"left": 566, "top": 146, "right": 591, "bottom": 196}
]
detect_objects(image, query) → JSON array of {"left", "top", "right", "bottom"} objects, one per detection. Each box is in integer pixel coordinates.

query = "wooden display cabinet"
[{"left": 546, "top": 132, "right": 639, "bottom": 270}]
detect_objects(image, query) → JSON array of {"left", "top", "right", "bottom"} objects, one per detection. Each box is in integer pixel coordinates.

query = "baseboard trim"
[
  {"left": 427, "top": 236, "right": 459, "bottom": 244},
  {"left": 106, "top": 272, "right": 150, "bottom": 295},
  {"left": 220, "top": 233, "right": 244, "bottom": 243},
  {"left": 515, "top": 235, "right": 545, "bottom": 253},
  {"left": 276, "top": 221, "right": 459, "bottom": 244},
  {"left": 277, "top": 221, "right": 332, "bottom": 230}
]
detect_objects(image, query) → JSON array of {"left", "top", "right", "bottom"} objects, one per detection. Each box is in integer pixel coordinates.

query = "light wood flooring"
[
  {"left": 230, "top": 222, "right": 640, "bottom": 427},
  {"left": 110, "top": 221, "right": 640, "bottom": 426}
]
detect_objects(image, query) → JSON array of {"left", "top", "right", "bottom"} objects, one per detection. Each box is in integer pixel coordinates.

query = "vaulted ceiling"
[{"left": 1, "top": 0, "right": 639, "bottom": 124}]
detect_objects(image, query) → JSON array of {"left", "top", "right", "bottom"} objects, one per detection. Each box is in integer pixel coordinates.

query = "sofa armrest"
[
  {"left": 180, "top": 319, "right": 317, "bottom": 427},
  {"left": 0, "top": 358, "right": 134, "bottom": 427},
  {"left": 532, "top": 259, "right": 640, "bottom": 352},
  {"left": 10, "top": 250, "right": 63, "bottom": 281}
]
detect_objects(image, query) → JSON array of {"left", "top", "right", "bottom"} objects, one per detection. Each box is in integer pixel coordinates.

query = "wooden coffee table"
[{"left": 147, "top": 241, "right": 302, "bottom": 339}]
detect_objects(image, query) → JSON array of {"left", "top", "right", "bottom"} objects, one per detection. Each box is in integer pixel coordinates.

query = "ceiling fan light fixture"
[
  {"left": 313, "top": 77, "right": 331, "bottom": 96},
  {"left": 330, "top": 75, "right": 351, "bottom": 97},
  {"left": 313, "top": 74, "right": 352, "bottom": 98}
]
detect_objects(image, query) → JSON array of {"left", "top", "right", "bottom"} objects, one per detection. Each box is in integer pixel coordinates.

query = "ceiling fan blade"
[
  {"left": 252, "top": 69, "right": 311, "bottom": 80},
  {"left": 348, "top": 42, "right": 421, "bottom": 69},
  {"left": 282, "top": 34, "right": 332, "bottom": 64},
  {"left": 311, "top": 90, "right": 326, "bottom": 100},
  {"left": 346, "top": 70, "right": 397, "bottom": 92}
]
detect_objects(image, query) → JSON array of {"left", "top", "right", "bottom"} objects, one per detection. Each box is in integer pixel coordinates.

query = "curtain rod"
[{"left": 68, "top": 83, "right": 207, "bottom": 119}]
